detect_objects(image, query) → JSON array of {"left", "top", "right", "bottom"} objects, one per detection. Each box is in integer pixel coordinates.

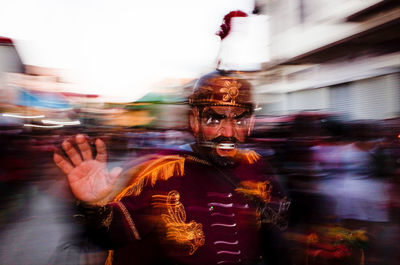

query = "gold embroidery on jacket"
[
  {"left": 235, "top": 180, "right": 272, "bottom": 203},
  {"left": 153, "top": 190, "right": 205, "bottom": 255},
  {"left": 102, "top": 209, "right": 113, "bottom": 228}
]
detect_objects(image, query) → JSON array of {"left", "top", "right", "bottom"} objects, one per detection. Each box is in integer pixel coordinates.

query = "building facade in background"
[{"left": 256, "top": 0, "right": 399, "bottom": 120}]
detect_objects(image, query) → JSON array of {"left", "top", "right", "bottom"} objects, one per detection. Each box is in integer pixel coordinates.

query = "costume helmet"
[{"left": 188, "top": 70, "right": 254, "bottom": 111}]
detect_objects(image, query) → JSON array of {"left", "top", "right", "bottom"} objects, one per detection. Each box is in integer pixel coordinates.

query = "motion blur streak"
[{"left": 0, "top": 0, "right": 400, "bottom": 265}]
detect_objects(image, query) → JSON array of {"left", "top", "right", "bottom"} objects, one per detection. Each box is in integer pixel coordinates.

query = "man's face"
[{"left": 191, "top": 105, "right": 253, "bottom": 165}]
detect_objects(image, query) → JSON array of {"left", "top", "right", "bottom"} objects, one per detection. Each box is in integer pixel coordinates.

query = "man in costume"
[{"left": 54, "top": 71, "right": 290, "bottom": 265}]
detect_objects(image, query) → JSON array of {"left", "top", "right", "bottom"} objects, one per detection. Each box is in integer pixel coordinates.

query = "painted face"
[{"left": 191, "top": 106, "right": 253, "bottom": 166}]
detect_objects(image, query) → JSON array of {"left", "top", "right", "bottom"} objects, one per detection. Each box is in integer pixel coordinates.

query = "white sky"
[{"left": 0, "top": 0, "right": 254, "bottom": 101}]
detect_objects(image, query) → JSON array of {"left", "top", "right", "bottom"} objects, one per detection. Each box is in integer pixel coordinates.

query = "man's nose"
[{"left": 220, "top": 120, "right": 234, "bottom": 138}]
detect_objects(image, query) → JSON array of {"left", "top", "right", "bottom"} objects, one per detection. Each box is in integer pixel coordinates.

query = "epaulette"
[
  {"left": 236, "top": 149, "right": 261, "bottom": 164},
  {"left": 235, "top": 180, "right": 272, "bottom": 203},
  {"left": 113, "top": 155, "right": 185, "bottom": 201}
]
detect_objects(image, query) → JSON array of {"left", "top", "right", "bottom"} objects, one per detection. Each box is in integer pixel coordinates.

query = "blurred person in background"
[
  {"left": 311, "top": 121, "right": 389, "bottom": 224},
  {"left": 299, "top": 121, "right": 393, "bottom": 264},
  {"left": 53, "top": 71, "right": 291, "bottom": 265}
]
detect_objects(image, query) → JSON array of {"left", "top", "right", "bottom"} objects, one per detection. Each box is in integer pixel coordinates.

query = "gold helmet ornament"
[{"left": 188, "top": 71, "right": 254, "bottom": 111}]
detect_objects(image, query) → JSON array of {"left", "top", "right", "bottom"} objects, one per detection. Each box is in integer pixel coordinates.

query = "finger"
[
  {"left": 53, "top": 152, "right": 74, "bottom": 175},
  {"left": 95, "top": 138, "right": 107, "bottom": 162},
  {"left": 76, "top": 134, "right": 93, "bottom": 161},
  {"left": 62, "top": 140, "right": 82, "bottom": 166}
]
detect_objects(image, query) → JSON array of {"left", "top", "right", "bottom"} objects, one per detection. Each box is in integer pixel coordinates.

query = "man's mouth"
[
  {"left": 216, "top": 142, "right": 236, "bottom": 150},
  {"left": 215, "top": 142, "right": 237, "bottom": 157}
]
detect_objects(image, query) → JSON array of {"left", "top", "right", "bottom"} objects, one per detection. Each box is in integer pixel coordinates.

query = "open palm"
[{"left": 54, "top": 134, "right": 122, "bottom": 204}]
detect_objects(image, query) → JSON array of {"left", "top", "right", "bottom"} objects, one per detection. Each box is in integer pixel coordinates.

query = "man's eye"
[
  {"left": 235, "top": 118, "right": 247, "bottom": 126},
  {"left": 206, "top": 117, "right": 220, "bottom": 125}
]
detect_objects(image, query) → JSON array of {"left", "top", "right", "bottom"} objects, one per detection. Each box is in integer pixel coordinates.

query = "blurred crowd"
[
  {"left": 250, "top": 112, "right": 400, "bottom": 265},
  {"left": 1, "top": 105, "right": 400, "bottom": 264}
]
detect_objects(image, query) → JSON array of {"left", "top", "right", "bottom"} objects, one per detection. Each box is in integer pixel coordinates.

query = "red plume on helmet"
[{"left": 216, "top": 10, "right": 248, "bottom": 40}]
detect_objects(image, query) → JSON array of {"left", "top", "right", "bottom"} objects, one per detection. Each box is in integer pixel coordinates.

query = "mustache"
[{"left": 212, "top": 136, "right": 238, "bottom": 144}]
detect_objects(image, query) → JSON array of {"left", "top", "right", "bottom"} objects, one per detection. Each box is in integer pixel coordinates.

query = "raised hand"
[{"left": 54, "top": 134, "right": 122, "bottom": 205}]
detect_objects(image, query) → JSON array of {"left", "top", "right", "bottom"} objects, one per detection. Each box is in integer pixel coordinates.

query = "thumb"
[{"left": 109, "top": 167, "right": 123, "bottom": 183}]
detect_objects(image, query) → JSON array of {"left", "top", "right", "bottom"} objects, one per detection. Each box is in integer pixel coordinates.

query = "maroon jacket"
[{"left": 88, "top": 149, "right": 289, "bottom": 265}]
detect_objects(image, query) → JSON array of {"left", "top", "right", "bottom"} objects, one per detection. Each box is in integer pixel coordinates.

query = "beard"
[{"left": 195, "top": 136, "right": 240, "bottom": 168}]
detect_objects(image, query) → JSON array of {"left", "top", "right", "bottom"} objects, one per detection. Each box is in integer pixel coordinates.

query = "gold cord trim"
[
  {"left": 116, "top": 201, "right": 141, "bottom": 240},
  {"left": 185, "top": 155, "right": 212, "bottom": 166},
  {"left": 188, "top": 99, "right": 252, "bottom": 108}
]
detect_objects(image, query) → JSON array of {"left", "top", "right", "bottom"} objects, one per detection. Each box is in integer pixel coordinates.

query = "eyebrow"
[
  {"left": 201, "top": 109, "right": 226, "bottom": 120},
  {"left": 234, "top": 111, "right": 251, "bottom": 119}
]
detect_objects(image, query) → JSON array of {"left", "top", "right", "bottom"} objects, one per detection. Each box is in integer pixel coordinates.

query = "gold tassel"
[
  {"left": 105, "top": 250, "right": 113, "bottom": 265},
  {"left": 360, "top": 249, "right": 365, "bottom": 265},
  {"left": 114, "top": 155, "right": 185, "bottom": 202}
]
